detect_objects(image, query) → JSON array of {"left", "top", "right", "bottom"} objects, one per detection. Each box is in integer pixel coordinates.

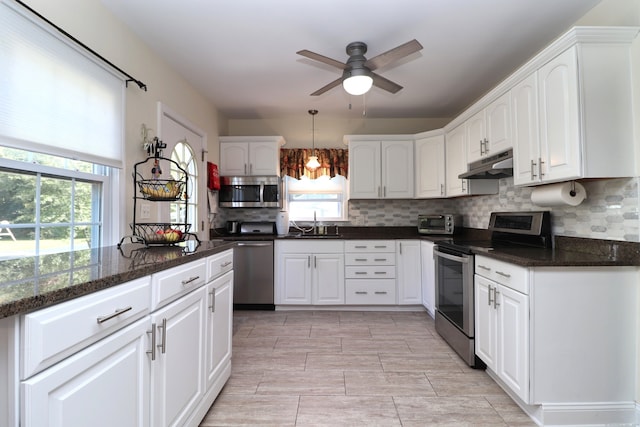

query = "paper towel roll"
[
  {"left": 275, "top": 211, "right": 289, "bottom": 235},
  {"left": 530, "top": 181, "right": 586, "bottom": 207}
]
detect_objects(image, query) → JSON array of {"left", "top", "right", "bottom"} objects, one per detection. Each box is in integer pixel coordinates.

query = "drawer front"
[
  {"left": 345, "top": 240, "right": 394, "bottom": 253},
  {"left": 475, "top": 255, "right": 528, "bottom": 294},
  {"left": 276, "top": 240, "right": 344, "bottom": 254},
  {"left": 21, "top": 276, "right": 151, "bottom": 379},
  {"left": 345, "top": 280, "right": 396, "bottom": 304},
  {"left": 345, "top": 265, "right": 396, "bottom": 279},
  {"left": 151, "top": 259, "right": 207, "bottom": 310},
  {"left": 207, "top": 249, "right": 233, "bottom": 282},
  {"left": 344, "top": 253, "right": 395, "bottom": 266}
]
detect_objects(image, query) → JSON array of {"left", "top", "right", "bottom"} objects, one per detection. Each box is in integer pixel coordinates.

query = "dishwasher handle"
[{"left": 236, "top": 242, "right": 273, "bottom": 247}]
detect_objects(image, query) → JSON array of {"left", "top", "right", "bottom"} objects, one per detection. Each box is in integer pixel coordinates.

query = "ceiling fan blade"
[
  {"left": 310, "top": 77, "right": 343, "bottom": 96},
  {"left": 365, "top": 39, "right": 423, "bottom": 71},
  {"left": 297, "top": 49, "right": 346, "bottom": 70},
  {"left": 371, "top": 72, "right": 403, "bottom": 94}
]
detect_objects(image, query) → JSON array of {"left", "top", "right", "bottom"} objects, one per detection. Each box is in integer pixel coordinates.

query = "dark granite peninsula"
[{"left": 0, "top": 240, "right": 235, "bottom": 319}]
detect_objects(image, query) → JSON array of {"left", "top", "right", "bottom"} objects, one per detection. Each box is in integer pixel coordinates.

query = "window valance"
[{"left": 280, "top": 148, "right": 348, "bottom": 180}]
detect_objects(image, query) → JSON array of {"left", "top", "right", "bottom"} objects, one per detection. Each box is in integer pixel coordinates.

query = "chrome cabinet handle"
[
  {"left": 399, "top": 242, "right": 402, "bottom": 255},
  {"left": 181, "top": 275, "right": 200, "bottom": 285},
  {"left": 378, "top": 186, "right": 381, "bottom": 197},
  {"left": 477, "top": 265, "right": 491, "bottom": 272},
  {"left": 483, "top": 138, "right": 489, "bottom": 154},
  {"left": 355, "top": 291, "right": 368, "bottom": 295},
  {"left": 440, "top": 183, "right": 444, "bottom": 195},
  {"left": 374, "top": 245, "right": 387, "bottom": 249},
  {"left": 461, "top": 179, "right": 466, "bottom": 193},
  {"left": 374, "top": 271, "right": 387, "bottom": 275},
  {"left": 209, "top": 289, "right": 216, "bottom": 313},
  {"left": 496, "top": 271, "right": 511, "bottom": 278},
  {"left": 355, "top": 258, "right": 367, "bottom": 262},
  {"left": 374, "top": 291, "right": 388, "bottom": 295},
  {"left": 249, "top": 164, "right": 253, "bottom": 175},
  {"left": 355, "top": 245, "right": 367, "bottom": 249},
  {"left": 531, "top": 159, "right": 537, "bottom": 180},
  {"left": 147, "top": 323, "right": 157, "bottom": 361},
  {"left": 96, "top": 306, "right": 132, "bottom": 324},
  {"left": 494, "top": 289, "right": 500, "bottom": 309},
  {"left": 220, "top": 261, "right": 232, "bottom": 268},
  {"left": 244, "top": 164, "right": 247, "bottom": 175},
  {"left": 355, "top": 272, "right": 367, "bottom": 275},
  {"left": 487, "top": 285, "right": 493, "bottom": 306},
  {"left": 479, "top": 139, "right": 484, "bottom": 156},
  {"left": 158, "top": 318, "right": 167, "bottom": 354},
  {"left": 538, "top": 157, "right": 544, "bottom": 177},
  {"left": 308, "top": 255, "right": 311, "bottom": 268},
  {"left": 374, "top": 258, "right": 387, "bottom": 262},
  {"left": 383, "top": 186, "right": 386, "bottom": 197},
  {"left": 314, "top": 256, "right": 317, "bottom": 268}
]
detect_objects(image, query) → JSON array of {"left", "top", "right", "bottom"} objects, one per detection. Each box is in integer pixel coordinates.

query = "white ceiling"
[{"left": 100, "top": 0, "right": 601, "bottom": 120}]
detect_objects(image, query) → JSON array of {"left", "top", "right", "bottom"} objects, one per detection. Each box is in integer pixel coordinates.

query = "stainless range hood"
[{"left": 459, "top": 149, "right": 513, "bottom": 179}]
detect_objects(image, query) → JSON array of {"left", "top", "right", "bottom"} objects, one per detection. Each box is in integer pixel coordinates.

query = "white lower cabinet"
[
  {"left": 21, "top": 318, "right": 150, "bottom": 427},
  {"left": 344, "top": 240, "right": 396, "bottom": 305},
  {"left": 396, "top": 240, "right": 422, "bottom": 305},
  {"left": 275, "top": 241, "right": 344, "bottom": 305},
  {"left": 420, "top": 241, "right": 435, "bottom": 316},
  {"left": 19, "top": 252, "right": 234, "bottom": 427},
  {"left": 150, "top": 286, "right": 206, "bottom": 427}
]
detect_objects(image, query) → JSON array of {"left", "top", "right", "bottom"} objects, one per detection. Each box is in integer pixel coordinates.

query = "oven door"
[{"left": 433, "top": 247, "right": 475, "bottom": 338}]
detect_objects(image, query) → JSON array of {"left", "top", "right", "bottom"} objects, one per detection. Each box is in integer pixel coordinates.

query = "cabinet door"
[
  {"left": 21, "top": 318, "right": 150, "bottom": 427},
  {"left": 150, "top": 287, "right": 206, "bottom": 427},
  {"left": 420, "top": 241, "right": 435, "bottom": 316},
  {"left": 497, "top": 284, "right": 529, "bottom": 403},
  {"left": 277, "top": 253, "right": 312, "bottom": 304},
  {"left": 538, "top": 46, "right": 581, "bottom": 182},
  {"left": 219, "top": 142, "right": 249, "bottom": 176},
  {"left": 249, "top": 141, "right": 280, "bottom": 176},
  {"left": 381, "top": 140, "right": 414, "bottom": 198},
  {"left": 312, "top": 254, "right": 345, "bottom": 305},
  {"left": 414, "top": 135, "right": 445, "bottom": 198},
  {"left": 466, "top": 110, "right": 485, "bottom": 163},
  {"left": 205, "top": 271, "right": 233, "bottom": 389},
  {"left": 445, "top": 125, "right": 467, "bottom": 196},
  {"left": 474, "top": 275, "right": 497, "bottom": 371},
  {"left": 349, "top": 141, "right": 381, "bottom": 199},
  {"left": 486, "top": 92, "right": 511, "bottom": 156},
  {"left": 397, "top": 241, "right": 422, "bottom": 305},
  {"left": 512, "top": 73, "right": 541, "bottom": 186}
]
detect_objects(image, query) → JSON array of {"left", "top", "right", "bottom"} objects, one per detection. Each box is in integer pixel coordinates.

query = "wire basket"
[
  {"left": 137, "top": 179, "right": 184, "bottom": 201},
  {"left": 132, "top": 223, "right": 191, "bottom": 245}
]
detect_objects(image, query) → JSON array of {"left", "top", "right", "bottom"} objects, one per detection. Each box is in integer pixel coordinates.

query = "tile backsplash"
[{"left": 214, "top": 177, "right": 640, "bottom": 242}]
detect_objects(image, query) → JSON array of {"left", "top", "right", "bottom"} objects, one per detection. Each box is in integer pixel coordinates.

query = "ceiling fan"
[{"left": 297, "top": 39, "right": 423, "bottom": 96}]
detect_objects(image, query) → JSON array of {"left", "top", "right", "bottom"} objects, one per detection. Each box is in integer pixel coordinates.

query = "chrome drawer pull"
[
  {"left": 488, "top": 285, "right": 494, "bottom": 306},
  {"left": 209, "top": 289, "right": 216, "bottom": 313},
  {"left": 477, "top": 265, "right": 491, "bottom": 271},
  {"left": 97, "top": 306, "right": 132, "bottom": 324},
  {"left": 374, "top": 271, "right": 387, "bottom": 275},
  {"left": 494, "top": 290, "right": 500, "bottom": 309},
  {"left": 147, "top": 323, "right": 157, "bottom": 361},
  {"left": 355, "top": 258, "right": 368, "bottom": 262},
  {"left": 220, "top": 261, "right": 232, "bottom": 268},
  {"left": 496, "top": 271, "right": 511, "bottom": 278},
  {"left": 374, "top": 245, "right": 387, "bottom": 249},
  {"left": 158, "top": 318, "right": 167, "bottom": 354},
  {"left": 354, "top": 245, "right": 367, "bottom": 249},
  {"left": 374, "top": 291, "right": 388, "bottom": 295},
  {"left": 355, "top": 291, "right": 368, "bottom": 295},
  {"left": 355, "top": 272, "right": 367, "bottom": 275},
  {"left": 181, "top": 275, "right": 200, "bottom": 285},
  {"left": 374, "top": 258, "right": 387, "bottom": 262}
]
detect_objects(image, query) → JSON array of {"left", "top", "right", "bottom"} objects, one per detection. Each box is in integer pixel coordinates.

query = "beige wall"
[
  {"left": 227, "top": 116, "right": 450, "bottom": 148},
  {"left": 22, "top": 0, "right": 221, "bottom": 238}
]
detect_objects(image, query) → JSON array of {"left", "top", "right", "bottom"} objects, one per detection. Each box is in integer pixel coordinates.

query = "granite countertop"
[{"left": 0, "top": 239, "right": 235, "bottom": 319}]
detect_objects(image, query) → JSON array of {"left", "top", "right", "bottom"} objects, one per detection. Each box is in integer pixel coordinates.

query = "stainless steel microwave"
[
  {"left": 219, "top": 176, "right": 282, "bottom": 208},
  {"left": 418, "top": 214, "right": 461, "bottom": 235}
]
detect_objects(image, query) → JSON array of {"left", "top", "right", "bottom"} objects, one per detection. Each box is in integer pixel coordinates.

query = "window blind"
[{"left": 0, "top": 0, "right": 125, "bottom": 168}]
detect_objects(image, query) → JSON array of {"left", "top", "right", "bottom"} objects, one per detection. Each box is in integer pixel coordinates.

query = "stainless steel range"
[{"left": 433, "top": 211, "right": 551, "bottom": 368}]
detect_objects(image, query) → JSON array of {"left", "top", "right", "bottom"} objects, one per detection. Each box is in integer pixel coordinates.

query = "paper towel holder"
[{"left": 569, "top": 181, "right": 577, "bottom": 197}]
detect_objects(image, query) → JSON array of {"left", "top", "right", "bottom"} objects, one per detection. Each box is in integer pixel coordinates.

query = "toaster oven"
[{"left": 418, "top": 214, "right": 461, "bottom": 235}]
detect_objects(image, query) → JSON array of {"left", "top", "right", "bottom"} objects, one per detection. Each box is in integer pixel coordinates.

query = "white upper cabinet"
[
  {"left": 414, "top": 132, "right": 445, "bottom": 198},
  {"left": 466, "top": 92, "right": 512, "bottom": 163},
  {"left": 510, "top": 29, "right": 637, "bottom": 185},
  {"left": 346, "top": 136, "right": 414, "bottom": 199},
  {"left": 219, "top": 136, "right": 285, "bottom": 176}
]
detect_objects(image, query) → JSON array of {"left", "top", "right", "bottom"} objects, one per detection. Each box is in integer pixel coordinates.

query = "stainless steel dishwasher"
[{"left": 233, "top": 222, "right": 275, "bottom": 310}]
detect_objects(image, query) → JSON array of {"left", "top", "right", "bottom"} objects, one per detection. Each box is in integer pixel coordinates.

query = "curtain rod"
[{"left": 14, "top": 0, "right": 147, "bottom": 91}]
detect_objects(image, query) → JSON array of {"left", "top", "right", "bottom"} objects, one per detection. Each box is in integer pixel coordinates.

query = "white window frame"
[{"left": 284, "top": 175, "right": 348, "bottom": 222}]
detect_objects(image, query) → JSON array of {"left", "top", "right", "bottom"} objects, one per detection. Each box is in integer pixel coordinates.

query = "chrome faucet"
[{"left": 313, "top": 211, "right": 317, "bottom": 234}]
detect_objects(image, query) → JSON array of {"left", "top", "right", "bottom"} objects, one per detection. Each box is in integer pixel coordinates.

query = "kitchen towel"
[{"left": 531, "top": 181, "right": 586, "bottom": 207}]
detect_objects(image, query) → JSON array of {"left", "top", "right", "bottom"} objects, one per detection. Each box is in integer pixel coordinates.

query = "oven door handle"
[{"left": 433, "top": 248, "right": 471, "bottom": 264}]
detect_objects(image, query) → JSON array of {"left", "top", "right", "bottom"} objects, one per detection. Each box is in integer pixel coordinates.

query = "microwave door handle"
[
  {"left": 433, "top": 248, "right": 470, "bottom": 264},
  {"left": 259, "top": 182, "right": 264, "bottom": 204}
]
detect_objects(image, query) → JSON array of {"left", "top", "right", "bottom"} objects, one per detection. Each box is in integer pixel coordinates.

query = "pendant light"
[{"left": 305, "top": 109, "right": 320, "bottom": 170}]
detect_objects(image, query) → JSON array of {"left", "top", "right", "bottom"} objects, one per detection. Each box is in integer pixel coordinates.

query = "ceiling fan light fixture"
[{"left": 343, "top": 73, "right": 373, "bottom": 96}]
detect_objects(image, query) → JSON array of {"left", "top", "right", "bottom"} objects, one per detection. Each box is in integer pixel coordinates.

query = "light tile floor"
[{"left": 200, "top": 310, "right": 536, "bottom": 426}]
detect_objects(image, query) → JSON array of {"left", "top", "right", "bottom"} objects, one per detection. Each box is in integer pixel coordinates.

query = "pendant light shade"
[{"left": 306, "top": 109, "right": 320, "bottom": 170}]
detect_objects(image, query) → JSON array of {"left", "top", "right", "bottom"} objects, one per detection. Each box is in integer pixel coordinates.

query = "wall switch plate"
[{"left": 140, "top": 203, "right": 151, "bottom": 219}]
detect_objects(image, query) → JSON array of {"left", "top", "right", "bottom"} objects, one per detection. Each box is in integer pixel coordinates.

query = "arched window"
[{"left": 170, "top": 140, "right": 198, "bottom": 233}]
